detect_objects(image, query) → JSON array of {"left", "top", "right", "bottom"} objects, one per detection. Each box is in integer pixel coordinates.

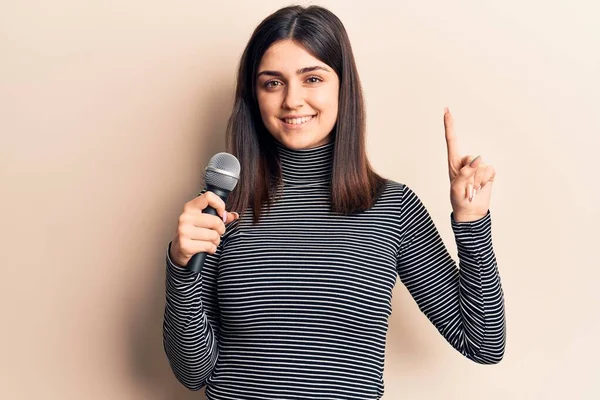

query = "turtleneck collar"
[{"left": 276, "top": 141, "right": 334, "bottom": 185}]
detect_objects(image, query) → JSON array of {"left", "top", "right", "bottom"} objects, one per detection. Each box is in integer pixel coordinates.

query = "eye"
[
  {"left": 306, "top": 76, "right": 323, "bottom": 84},
  {"left": 264, "top": 80, "right": 283, "bottom": 89}
]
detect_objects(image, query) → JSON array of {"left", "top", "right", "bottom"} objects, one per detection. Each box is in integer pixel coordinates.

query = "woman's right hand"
[{"left": 169, "top": 191, "right": 239, "bottom": 267}]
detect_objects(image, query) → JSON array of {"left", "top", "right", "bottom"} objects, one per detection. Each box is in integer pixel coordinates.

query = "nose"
[{"left": 282, "top": 82, "right": 304, "bottom": 110}]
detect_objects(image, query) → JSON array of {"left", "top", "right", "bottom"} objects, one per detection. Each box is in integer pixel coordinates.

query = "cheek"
[
  {"left": 312, "top": 84, "right": 338, "bottom": 109},
  {"left": 257, "top": 94, "right": 276, "bottom": 122},
  {"left": 313, "top": 89, "right": 339, "bottom": 120}
]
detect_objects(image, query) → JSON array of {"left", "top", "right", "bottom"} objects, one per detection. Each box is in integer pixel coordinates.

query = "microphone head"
[{"left": 204, "top": 152, "right": 241, "bottom": 192}]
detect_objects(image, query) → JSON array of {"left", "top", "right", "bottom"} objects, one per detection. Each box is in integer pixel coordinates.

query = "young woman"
[{"left": 164, "top": 5, "right": 505, "bottom": 399}]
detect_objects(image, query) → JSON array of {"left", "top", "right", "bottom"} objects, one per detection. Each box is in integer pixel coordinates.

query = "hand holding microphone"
[{"left": 169, "top": 152, "right": 241, "bottom": 273}]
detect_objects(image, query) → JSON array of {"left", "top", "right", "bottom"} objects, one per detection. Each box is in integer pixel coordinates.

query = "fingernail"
[
  {"left": 470, "top": 155, "right": 481, "bottom": 167},
  {"left": 471, "top": 188, "right": 477, "bottom": 202},
  {"left": 232, "top": 212, "right": 240, "bottom": 219},
  {"left": 444, "top": 106, "right": 449, "bottom": 113},
  {"left": 222, "top": 210, "right": 227, "bottom": 223},
  {"left": 468, "top": 183, "right": 473, "bottom": 201}
]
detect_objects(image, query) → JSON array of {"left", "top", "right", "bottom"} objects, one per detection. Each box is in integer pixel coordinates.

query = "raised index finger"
[{"left": 444, "top": 107, "right": 459, "bottom": 161}]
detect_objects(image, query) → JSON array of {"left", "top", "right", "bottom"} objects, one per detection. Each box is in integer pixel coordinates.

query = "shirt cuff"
[
  {"left": 450, "top": 210, "right": 493, "bottom": 263},
  {"left": 450, "top": 209, "right": 491, "bottom": 230}
]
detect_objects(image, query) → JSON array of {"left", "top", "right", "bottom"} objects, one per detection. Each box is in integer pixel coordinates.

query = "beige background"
[{"left": 1, "top": 0, "right": 598, "bottom": 399}]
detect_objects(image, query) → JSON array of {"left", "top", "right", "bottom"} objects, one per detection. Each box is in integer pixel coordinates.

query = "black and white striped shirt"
[{"left": 163, "top": 141, "right": 505, "bottom": 399}]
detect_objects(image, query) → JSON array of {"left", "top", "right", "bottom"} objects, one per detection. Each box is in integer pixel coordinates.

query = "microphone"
[{"left": 187, "top": 152, "right": 241, "bottom": 274}]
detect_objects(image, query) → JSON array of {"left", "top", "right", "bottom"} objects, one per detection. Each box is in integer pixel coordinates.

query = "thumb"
[
  {"left": 462, "top": 155, "right": 481, "bottom": 169},
  {"left": 453, "top": 155, "right": 482, "bottom": 187},
  {"left": 467, "top": 155, "right": 482, "bottom": 168},
  {"left": 223, "top": 211, "right": 240, "bottom": 224},
  {"left": 460, "top": 154, "right": 481, "bottom": 168}
]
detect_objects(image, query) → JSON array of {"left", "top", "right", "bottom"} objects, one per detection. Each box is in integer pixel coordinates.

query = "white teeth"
[{"left": 284, "top": 115, "right": 314, "bottom": 124}]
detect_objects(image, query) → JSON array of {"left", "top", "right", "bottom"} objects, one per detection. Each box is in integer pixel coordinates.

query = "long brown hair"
[{"left": 226, "top": 5, "right": 386, "bottom": 223}]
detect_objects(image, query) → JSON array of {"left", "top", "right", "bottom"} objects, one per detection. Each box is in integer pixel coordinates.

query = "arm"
[
  {"left": 396, "top": 185, "right": 505, "bottom": 364},
  {"left": 163, "top": 241, "right": 222, "bottom": 390}
]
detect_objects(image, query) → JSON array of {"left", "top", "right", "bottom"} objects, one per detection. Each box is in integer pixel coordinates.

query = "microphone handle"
[
  {"left": 186, "top": 206, "right": 218, "bottom": 274},
  {"left": 187, "top": 186, "right": 229, "bottom": 274}
]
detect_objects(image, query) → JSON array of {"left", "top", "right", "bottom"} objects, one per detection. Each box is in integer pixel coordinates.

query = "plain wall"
[{"left": 2, "top": 0, "right": 598, "bottom": 399}]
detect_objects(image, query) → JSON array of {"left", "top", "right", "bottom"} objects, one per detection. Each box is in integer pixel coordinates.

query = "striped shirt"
[{"left": 163, "top": 141, "right": 505, "bottom": 399}]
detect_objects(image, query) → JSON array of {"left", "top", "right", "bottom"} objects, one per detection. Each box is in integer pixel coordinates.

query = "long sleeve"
[
  {"left": 396, "top": 185, "right": 506, "bottom": 364},
  {"left": 162, "top": 241, "right": 222, "bottom": 390}
]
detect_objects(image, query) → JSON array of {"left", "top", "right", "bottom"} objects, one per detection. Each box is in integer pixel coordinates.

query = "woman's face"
[{"left": 256, "top": 39, "right": 340, "bottom": 150}]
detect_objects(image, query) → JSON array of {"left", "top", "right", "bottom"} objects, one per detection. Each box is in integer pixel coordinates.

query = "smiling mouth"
[{"left": 280, "top": 114, "right": 317, "bottom": 125}]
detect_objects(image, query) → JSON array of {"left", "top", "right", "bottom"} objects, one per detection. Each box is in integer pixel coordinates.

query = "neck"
[{"left": 276, "top": 141, "right": 334, "bottom": 185}]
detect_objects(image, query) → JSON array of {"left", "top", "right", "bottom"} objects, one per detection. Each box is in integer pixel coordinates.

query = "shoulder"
[
  {"left": 368, "top": 179, "right": 407, "bottom": 217},
  {"left": 375, "top": 179, "right": 427, "bottom": 211},
  {"left": 378, "top": 179, "right": 409, "bottom": 202}
]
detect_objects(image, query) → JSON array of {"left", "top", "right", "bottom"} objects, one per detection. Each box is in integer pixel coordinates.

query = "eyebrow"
[{"left": 256, "top": 65, "right": 330, "bottom": 78}]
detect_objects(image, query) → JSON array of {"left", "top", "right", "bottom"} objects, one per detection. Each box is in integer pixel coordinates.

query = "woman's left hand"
[{"left": 443, "top": 107, "right": 496, "bottom": 222}]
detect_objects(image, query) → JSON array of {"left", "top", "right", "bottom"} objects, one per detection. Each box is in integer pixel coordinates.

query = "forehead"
[{"left": 258, "top": 40, "right": 326, "bottom": 71}]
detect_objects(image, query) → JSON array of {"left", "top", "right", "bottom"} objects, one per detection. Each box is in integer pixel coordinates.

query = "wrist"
[{"left": 168, "top": 240, "right": 186, "bottom": 267}]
